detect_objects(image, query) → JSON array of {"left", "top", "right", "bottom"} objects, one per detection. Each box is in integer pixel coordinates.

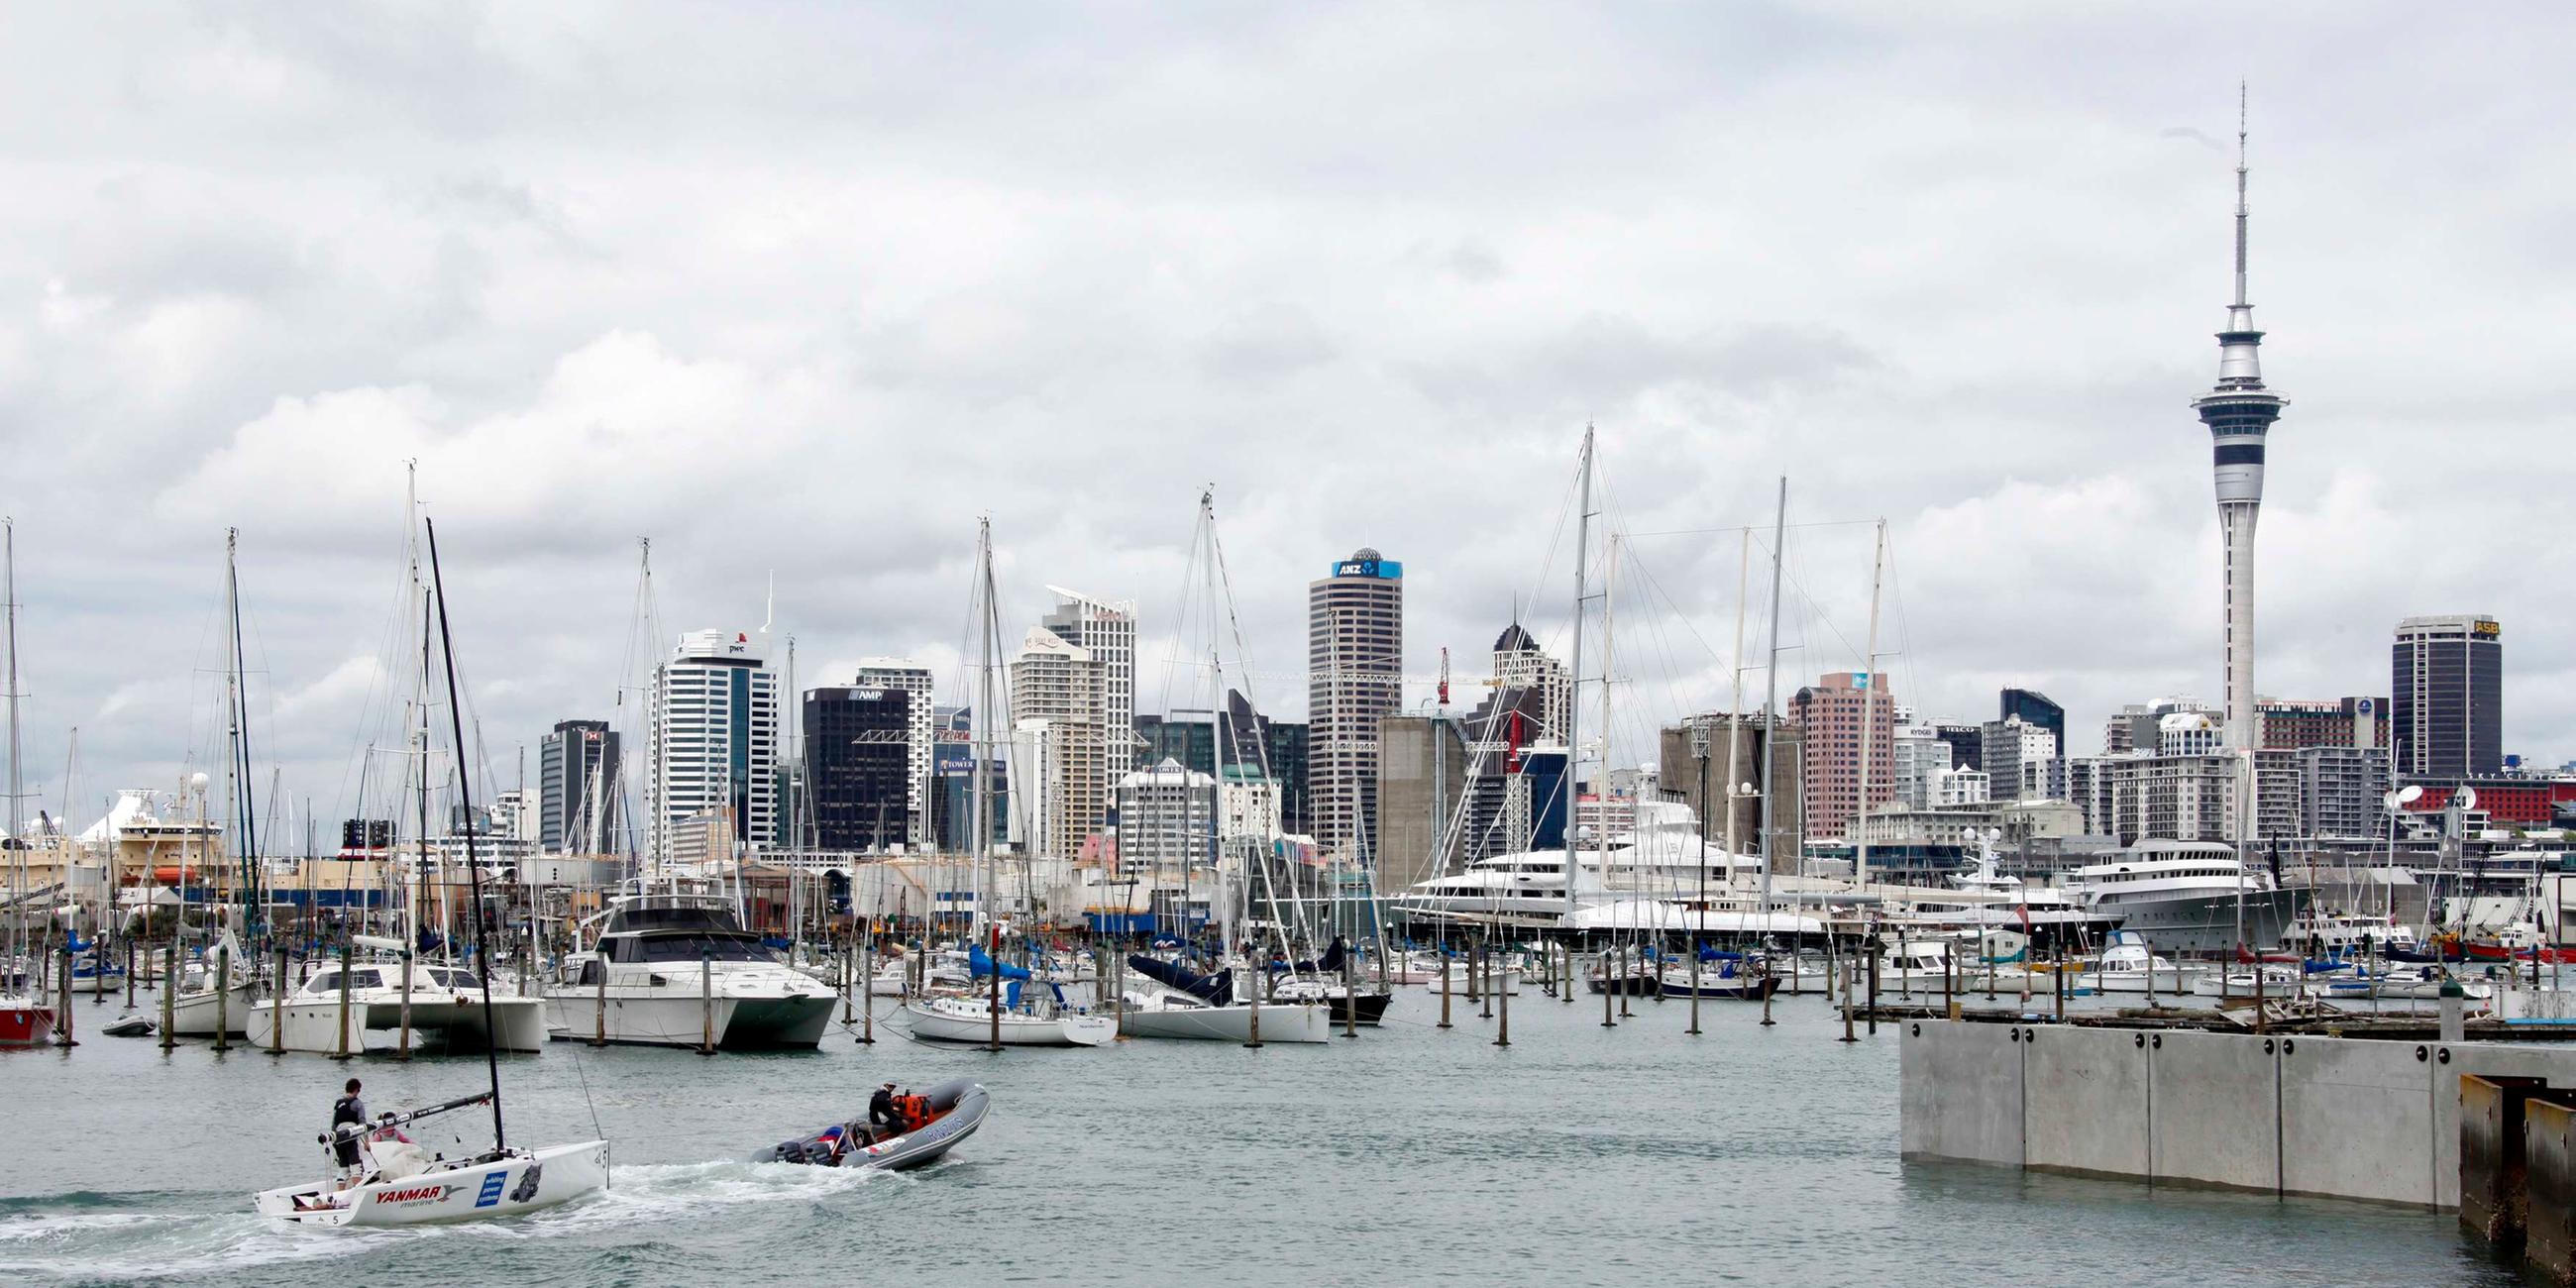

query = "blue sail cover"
[
  {"left": 969, "top": 945, "right": 1033, "bottom": 981},
  {"left": 1127, "top": 954, "right": 1232, "bottom": 1006}
]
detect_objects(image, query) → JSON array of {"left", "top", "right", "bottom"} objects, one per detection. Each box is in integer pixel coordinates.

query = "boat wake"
[{"left": 0, "top": 1162, "right": 914, "bottom": 1280}]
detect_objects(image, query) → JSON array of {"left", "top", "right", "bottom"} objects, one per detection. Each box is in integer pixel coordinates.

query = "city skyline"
[{"left": 2, "top": 8, "right": 2570, "bottom": 823}]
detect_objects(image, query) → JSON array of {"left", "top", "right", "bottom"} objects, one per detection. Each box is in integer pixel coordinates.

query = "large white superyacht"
[{"left": 2062, "top": 840, "right": 2304, "bottom": 955}]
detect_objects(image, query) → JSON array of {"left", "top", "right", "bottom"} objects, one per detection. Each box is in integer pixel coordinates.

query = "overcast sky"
[{"left": 2, "top": 4, "right": 2568, "bottom": 829}]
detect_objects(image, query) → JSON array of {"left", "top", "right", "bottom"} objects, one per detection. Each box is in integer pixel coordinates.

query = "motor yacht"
[
  {"left": 2063, "top": 842, "right": 2304, "bottom": 954},
  {"left": 543, "top": 892, "right": 833, "bottom": 1050}
]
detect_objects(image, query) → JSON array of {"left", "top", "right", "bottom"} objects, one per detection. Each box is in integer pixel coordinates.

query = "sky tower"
[{"left": 2192, "top": 88, "right": 2288, "bottom": 754}]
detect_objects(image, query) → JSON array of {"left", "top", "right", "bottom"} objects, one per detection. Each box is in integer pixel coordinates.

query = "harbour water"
[{"left": 0, "top": 988, "right": 2517, "bottom": 1286}]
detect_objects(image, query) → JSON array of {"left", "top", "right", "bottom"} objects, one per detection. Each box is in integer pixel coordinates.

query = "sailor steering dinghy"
[
  {"left": 254, "top": 1092, "right": 609, "bottom": 1228},
  {"left": 254, "top": 518, "right": 609, "bottom": 1229}
]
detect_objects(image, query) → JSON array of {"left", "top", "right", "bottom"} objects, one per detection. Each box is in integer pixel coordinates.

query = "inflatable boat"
[{"left": 757, "top": 1078, "right": 989, "bottom": 1172}]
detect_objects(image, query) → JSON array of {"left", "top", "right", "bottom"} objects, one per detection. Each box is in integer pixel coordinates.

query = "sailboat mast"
[
  {"left": 1598, "top": 532, "right": 1616, "bottom": 937},
  {"left": 222, "top": 528, "right": 243, "bottom": 941},
  {"left": 1722, "top": 530, "right": 1748, "bottom": 865},
  {"left": 4, "top": 518, "right": 21, "bottom": 974},
  {"left": 1562, "top": 428, "right": 1593, "bottom": 921},
  {"left": 1854, "top": 520, "right": 1884, "bottom": 892},
  {"left": 416, "top": 585, "right": 433, "bottom": 955},
  {"left": 1757, "top": 479, "right": 1786, "bottom": 914},
  {"left": 228, "top": 532, "right": 263, "bottom": 944},
  {"left": 422, "top": 518, "right": 506, "bottom": 1150},
  {"left": 971, "top": 518, "right": 996, "bottom": 938}
]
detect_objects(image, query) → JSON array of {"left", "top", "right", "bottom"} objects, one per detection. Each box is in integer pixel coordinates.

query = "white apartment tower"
[
  {"left": 1041, "top": 588, "right": 1135, "bottom": 776},
  {"left": 1309, "top": 549, "right": 1404, "bottom": 862},
  {"left": 647, "top": 629, "right": 780, "bottom": 863},
  {"left": 1011, "top": 625, "right": 1107, "bottom": 860},
  {"left": 853, "top": 657, "right": 935, "bottom": 846}
]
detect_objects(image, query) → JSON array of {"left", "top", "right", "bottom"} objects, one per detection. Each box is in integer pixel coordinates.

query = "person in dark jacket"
[
  {"left": 331, "top": 1078, "right": 368, "bottom": 1187},
  {"left": 862, "top": 1082, "right": 900, "bottom": 1143}
]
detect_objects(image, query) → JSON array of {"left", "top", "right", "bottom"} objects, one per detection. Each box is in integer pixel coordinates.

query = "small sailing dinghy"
[
  {"left": 253, "top": 517, "right": 609, "bottom": 1230},
  {"left": 756, "top": 1079, "right": 990, "bottom": 1172},
  {"left": 254, "top": 1091, "right": 609, "bottom": 1228}
]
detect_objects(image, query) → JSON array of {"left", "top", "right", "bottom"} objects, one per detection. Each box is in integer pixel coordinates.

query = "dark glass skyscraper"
[
  {"left": 803, "top": 686, "right": 912, "bottom": 851},
  {"left": 1998, "top": 689, "right": 2065, "bottom": 754},
  {"left": 2391, "top": 615, "right": 2503, "bottom": 778},
  {"left": 538, "top": 718, "right": 619, "bottom": 852}
]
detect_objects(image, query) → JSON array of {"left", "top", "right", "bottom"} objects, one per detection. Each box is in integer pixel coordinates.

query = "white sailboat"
[
  {"left": 897, "top": 519, "right": 1110, "bottom": 1049},
  {"left": 256, "top": 515, "right": 605, "bottom": 1226},
  {"left": 0, "top": 518, "right": 54, "bottom": 1048},
  {"left": 254, "top": 1091, "right": 607, "bottom": 1228}
]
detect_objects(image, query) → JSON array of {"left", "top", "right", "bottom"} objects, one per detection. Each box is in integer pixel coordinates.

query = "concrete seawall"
[{"left": 1899, "top": 1020, "right": 2576, "bottom": 1208}]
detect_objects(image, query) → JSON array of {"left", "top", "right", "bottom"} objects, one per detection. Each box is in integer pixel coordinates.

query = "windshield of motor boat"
[
  {"left": 603, "top": 932, "right": 774, "bottom": 964},
  {"left": 602, "top": 902, "right": 747, "bottom": 935}
]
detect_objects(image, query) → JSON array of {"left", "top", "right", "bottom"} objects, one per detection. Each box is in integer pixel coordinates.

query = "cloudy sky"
[{"left": 2, "top": 4, "right": 2567, "bottom": 829}]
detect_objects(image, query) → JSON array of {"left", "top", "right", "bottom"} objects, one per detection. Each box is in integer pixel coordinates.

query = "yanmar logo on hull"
[{"left": 376, "top": 1185, "right": 451, "bottom": 1204}]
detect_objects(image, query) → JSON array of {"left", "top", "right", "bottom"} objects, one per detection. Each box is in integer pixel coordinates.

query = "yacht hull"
[
  {"left": 1119, "top": 1002, "right": 1330, "bottom": 1043},
  {"left": 166, "top": 983, "right": 262, "bottom": 1037},
  {"left": 902, "top": 1000, "right": 1112, "bottom": 1046},
  {"left": 254, "top": 1139, "right": 608, "bottom": 1228},
  {"left": 0, "top": 1001, "right": 54, "bottom": 1047},
  {"left": 247, "top": 996, "right": 547, "bottom": 1053},
  {"left": 2096, "top": 887, "right": 2305, "bottom": 956},
  {"left": 541, "top": 992, "right": 834, "bottom": 1049}
]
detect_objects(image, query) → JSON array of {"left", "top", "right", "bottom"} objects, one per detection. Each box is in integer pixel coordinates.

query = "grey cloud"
[{"left": 1, "top": 3, "right": 2570, "bottom": 818}]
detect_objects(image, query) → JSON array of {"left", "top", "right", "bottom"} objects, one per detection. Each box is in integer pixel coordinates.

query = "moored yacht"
[
  {"left": 543, "top": 892, "right": 834, "bottom": 1049},
  {"left": 2063, "top": 842, "right": 2304, "bottom": 955},
  {"left": 248, "top": 940, "right": 546, "bottom": 1053}
]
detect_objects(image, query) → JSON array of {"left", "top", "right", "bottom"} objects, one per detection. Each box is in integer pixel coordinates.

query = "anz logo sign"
[{"left": 1334, "top": 559, "right": 1402, "bottom": 580}]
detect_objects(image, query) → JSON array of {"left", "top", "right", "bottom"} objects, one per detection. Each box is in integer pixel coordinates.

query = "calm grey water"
[{"left": 0, "top": 985, "right": 2519, "bottom": 1287}]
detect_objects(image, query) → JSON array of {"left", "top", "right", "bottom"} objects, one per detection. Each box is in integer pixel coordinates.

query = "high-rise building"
[
  {"left": 1010, "top": 626, "right": 1107, "bottom": 860},
  {"left": 1491, "top": 622, "right": 1573, "bottom": 742},
  {"left": 1933, "top": 724, "right": 1984, "bottom": 776},
  {"left": 928, "top": 704, "right": 1009, "bottom": 854},
  {"left": 1790, "top": 672, "right": 1897, "bottom": 840},
  {"left": 2191, "top": 100, "right": 2290, "bottom": 754},
  {"left": 1891, "top": 712, "right": 1945, "bottom": 810},
  {"left": 1041, "top": 589, "right": 1136, "bottom": 781},
  {"left": 1134, "top": 690, "right": 1309, "bottom": 838},
  {"left": 646, "top": 630, "right": 780, "bottom": 861},
  {"left": 1115, "top": 758, "right": 1217, "bottom": 875},
  {"left": 2107, "top": 754, "right": 2238, "bottom": 845},
  {"left": 851, "top": 659, "right": 934, "bottom": 846},
  {"left": 2296, "top": 746, "right": 2389, "bottom": 840},
  {"left": 1981, "top": 716, "right": 2062, "bottom": 803},
  {"left": 803, "top": 685, "right": 912, "bottom": 851},
  {"left": 2392, "top": 615, "right": 2503, "bottom": 778},
  {"left": 538, "top": 718, "right": 619, "bottom": 852},
  {"left": 1379, "top": 656, "right": 1570, "bottom": 895},
  {"left": 1309, "top": 549, "right": 1404, "bottom": 861},
  {"left": 2254, "top": 697, "right": 2389, "bottom": 752},
  {"left": 1999, "top": 689, "right": 2066, "bottom": 755},
  {"left": 2065, "top": 756, "right": 2120, "bottom": 837},
  {"left": 1660, "top": 715, "right": 1803, "bottom": 865}
]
